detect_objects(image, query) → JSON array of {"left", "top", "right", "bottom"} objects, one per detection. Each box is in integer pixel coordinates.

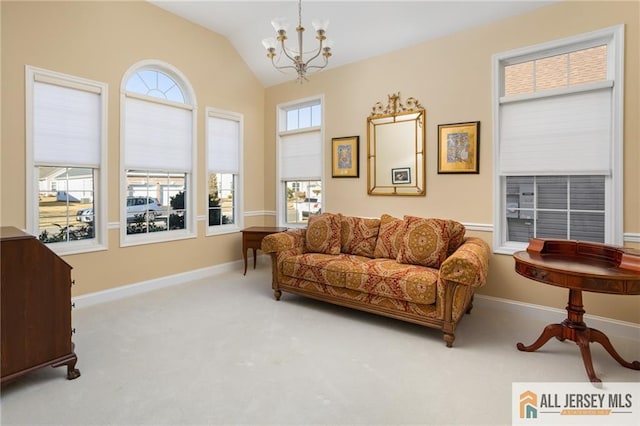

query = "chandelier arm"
[
  {"left": 273, "top": 64, "right": 299, "bottom": 72},
  {"left": 278, "top": 39, "right": 300, "bottom": 65},
  {"left": 302, "top": 43, "right": 325, "bottom": 68},
  {"left": 306, "top": 55, "right": 329, "bottom": 71},
  {"left": 271, "top": 57, "right": 298, "bottom": 71}
]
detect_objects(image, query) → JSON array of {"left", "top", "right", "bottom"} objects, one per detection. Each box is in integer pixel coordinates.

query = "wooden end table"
[
  {"left": 513, "top": 238, "right": 640, "bottom": 382},
  {"left": 241, "top": 227, "right": 287, "bottom": 275}
]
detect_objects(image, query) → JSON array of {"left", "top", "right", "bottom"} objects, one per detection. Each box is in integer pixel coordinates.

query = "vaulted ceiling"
[{"left": 150, "top": 1, "right": 554, "bottom": 87}]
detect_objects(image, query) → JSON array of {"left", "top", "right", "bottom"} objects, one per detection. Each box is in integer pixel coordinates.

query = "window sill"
[
  {"left": 48, "top": 241, "right": 108, "bottom": 257},
  {"left": 120, "top": 229, "right": 196, "bottom": 248}
]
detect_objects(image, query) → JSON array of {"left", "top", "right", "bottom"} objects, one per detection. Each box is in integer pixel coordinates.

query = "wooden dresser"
[{"left": 1, "top": 226, "right": 80, "bottom": 385}]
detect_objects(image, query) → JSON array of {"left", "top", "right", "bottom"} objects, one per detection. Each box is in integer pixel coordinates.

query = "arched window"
[{"left": 120, "top": 61, "right": 197, "bottom": 245}]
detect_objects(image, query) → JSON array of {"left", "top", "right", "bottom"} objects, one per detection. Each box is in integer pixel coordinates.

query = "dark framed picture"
[
  {"left": 331, "top": 136, "right": 359, "bottom": 178},
  {"left": 391, "top": 167, "right": 411, "bottom": 184},
  {"left": 437, "top": 121, "right": 480, "bottom": 174}
]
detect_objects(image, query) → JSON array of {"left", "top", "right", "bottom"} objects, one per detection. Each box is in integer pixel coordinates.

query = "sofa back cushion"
[
  {"left": 373, "top": 214, "right": 405, "bottom": 259},
  {"left": 305, "top": 213, "right": 342, "bottom": 254},
  {"left": 396, "top": 216, "right": 450, "bottom": 268},
  {"left": 340, "top": 216, "right": 380, "bottom": 258}
]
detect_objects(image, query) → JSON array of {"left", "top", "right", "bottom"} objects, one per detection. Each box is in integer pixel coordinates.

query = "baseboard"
[
  {"left": 475, "top": 294, "right": 640, "bottom": 341},
  {"left": 73, "top": 259, "right": 244, "bottom": 309},
  {"left": 73, "top": 260, "right": 639, "bottom": 341}
]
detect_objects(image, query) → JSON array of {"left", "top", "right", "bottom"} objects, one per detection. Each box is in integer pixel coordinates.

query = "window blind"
[
  {"left": 33, "top": 82, "right": 101, "bottom": 167},
  {"left": 499, "top": 87, "right": 612, "bottom": 175},
  {"left": 207, "top": 115, "right": 240, "bottom": 174},
  {"left": 124, "top": 96, "right": 192, "bottom": 171},
  {"left": 280, "top": 130, "right": 322, "bottom": 180}
]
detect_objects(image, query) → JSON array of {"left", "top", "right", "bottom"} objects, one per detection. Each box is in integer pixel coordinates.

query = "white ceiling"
[{"left": 150, "top": 1, "right": 554, "bottom": 87}]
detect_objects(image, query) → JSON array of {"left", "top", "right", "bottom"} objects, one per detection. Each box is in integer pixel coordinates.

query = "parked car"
[
  {"left": 296, "top": 197, "right": 321, "bottom": 220},
  {"left": 76, "top": 197, "right": 162, "bottom": 224},
  {"left": 76, "top": 207, "right": 94, "bottom": 223},
  {"left": 126, "top": 196, "right": 162, "bottom": 221}
]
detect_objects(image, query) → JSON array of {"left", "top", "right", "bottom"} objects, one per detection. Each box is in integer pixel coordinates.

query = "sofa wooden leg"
[
  {"left": 444, "top": 332, "right": 455, "bottom": 348},
  {"left": 274, "top": 290, "right": 282, "bottom": 301},
  {"left": 466, "top": 300, "right": 474, "bottom": 315}
]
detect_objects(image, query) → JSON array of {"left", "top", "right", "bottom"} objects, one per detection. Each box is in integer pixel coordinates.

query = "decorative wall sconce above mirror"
[{"left": 367, "top": 93, "right": 426, "bottom": 196}]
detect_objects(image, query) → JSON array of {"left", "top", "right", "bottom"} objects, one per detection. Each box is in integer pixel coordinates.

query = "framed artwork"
[
  {"left": 391, "top": 167, "right": 411, "bottom": 184},
  {"left": 437, "top": 121, "right": 480, "bottom": 174},
  {"left": 331, "top": 136, "right": 359, "bottom": 178}
]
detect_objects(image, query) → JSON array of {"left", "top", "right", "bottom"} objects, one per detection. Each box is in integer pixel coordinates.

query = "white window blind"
[
  {"left": 499, "top": 87, "right": 612, "bottom": 176},
  {"left": 208, "top": 115, "right": 239, "bottom": 173},
  {"left": 124, "top": 96, "right": 192, "bottom": 171},
  {"left": 33, "top": 82, "right": 101, "bottom": 167},
  {"left": 280, "top": 130, "right": 322, "bottom": 180}
]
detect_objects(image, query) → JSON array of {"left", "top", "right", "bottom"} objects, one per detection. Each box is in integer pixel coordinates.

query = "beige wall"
[
  {"left": 264, "top": 1, "right": 640, "bottom": 323},
  {"left": 1, "top": 1, "right": 266, "bottom": 295},
  {"left": 2, "top": 1, "right": 638, "bottom": 323}
]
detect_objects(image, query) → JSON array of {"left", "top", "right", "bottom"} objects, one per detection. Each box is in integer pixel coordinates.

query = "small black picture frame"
[{"left": 391, "top": 167, "right": 411, "bottom": 184}]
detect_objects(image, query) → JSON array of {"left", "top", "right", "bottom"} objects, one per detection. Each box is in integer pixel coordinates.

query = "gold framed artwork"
[
  {"left": 437, "top": 121, "right": 480, "bottom": 174},
  {"left": 332, "top": 136, "right": 359, "bottom": 178}
]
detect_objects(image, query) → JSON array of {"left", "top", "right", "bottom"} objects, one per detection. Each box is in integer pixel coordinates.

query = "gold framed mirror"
[{"left": 367, "top": 93, "right": 426, "bottom": 196}]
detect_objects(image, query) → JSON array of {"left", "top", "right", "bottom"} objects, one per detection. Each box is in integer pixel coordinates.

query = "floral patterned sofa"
[{"left": 261, "top": 213, "right": 490, "bottom": 347}]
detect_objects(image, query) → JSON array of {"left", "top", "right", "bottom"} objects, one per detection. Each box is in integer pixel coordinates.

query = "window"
[
  {"left": 121, "top": 62, "right": 196, "bottom": 245},
  {"left": 206, "top": 108, "right": 243, "bottom": 234},
  {"left": 26, "top": 66, "right": 108, "bottom": 254},
  {"left": 493, "top": 26, "right": 624, "bottom": 253},
  {"left": 277, "top": 98, "right": 323, "bottom": 226}
]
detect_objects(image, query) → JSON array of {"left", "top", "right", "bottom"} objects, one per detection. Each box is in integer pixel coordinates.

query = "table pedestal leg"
[{"left": 517, "top": 289, "right": 640, "bottom": 383}]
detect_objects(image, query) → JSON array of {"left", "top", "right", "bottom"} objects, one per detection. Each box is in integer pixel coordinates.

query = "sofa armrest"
[
  {"left": 261, "top": 229, "right": 306, "bottom": 253},
  {"left": 439, "top": 237, "right": 490, "bottom": 288}
]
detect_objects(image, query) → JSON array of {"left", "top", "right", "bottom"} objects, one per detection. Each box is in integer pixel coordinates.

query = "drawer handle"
[{"left": 531, "top": 269, "right": 549, "bottom": 280}]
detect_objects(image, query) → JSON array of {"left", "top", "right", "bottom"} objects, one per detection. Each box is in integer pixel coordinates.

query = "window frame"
[
  {"left": 120, "top": 60, "right": 198, "bottom": 247},
  {"left": 492, "top": 25, "right": 624, "bottom": 254},
  {"left": 276, "top": 95, "right": 325, "bottom": 228},
  {"left": 25, "top": 66, "right": 108, "bottom": 255},
  {"left": 205, "top": 107, "right": 244, "bottom": 236}
]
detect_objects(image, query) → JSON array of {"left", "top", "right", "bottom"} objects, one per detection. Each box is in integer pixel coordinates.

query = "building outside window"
[
  {"left": 277, "top": 98, "right": 323, "bottom": 226},
  {"left": 493, "top": 26, "right": 624, "bottom": 253},
  {"left": 206, "top": 107, "right": 243, "bottom": 235},
  {"left": 121, "top": 61, "right": 197, "bottom": 245},
  {"left": 26, "top": 66, "right": 108, "bottom": 254}
]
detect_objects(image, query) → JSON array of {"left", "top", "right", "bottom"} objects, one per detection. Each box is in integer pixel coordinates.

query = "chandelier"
[{"left": 261, "top": 0, "right": 332, "bottom": 83}]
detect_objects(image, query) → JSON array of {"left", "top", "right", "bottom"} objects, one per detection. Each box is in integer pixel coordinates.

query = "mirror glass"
[{"left": 367, "top": 94, "right": 426, "bottom": 196}]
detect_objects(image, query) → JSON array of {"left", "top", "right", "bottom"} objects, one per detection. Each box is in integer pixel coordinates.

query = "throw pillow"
[
  {"left": 340, "top": 216, "right": 381, "bottom": 257},
  {"left": 305, "top": 213, "right": 342, "bottom": 255},
  {"left": 446, "top": 219, "right": 466, "bottom": 256},
  {"left": 373, "top": 214, "right": 405, "bottom": 259},
  {"left": 396, "top": 216, "right": 450, "bottom": 268}
]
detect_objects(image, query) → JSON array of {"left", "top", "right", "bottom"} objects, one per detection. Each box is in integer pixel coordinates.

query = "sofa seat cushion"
[
  {"left": 281, "top": 253, "right": 370, "bottom": 288},
  {"left": 278, "top": 276, "right": 439, "bottom": 318},
  {"left": 345, "top": 259, "right": 438, "bottom": 305},
  {"left": 280, "top": 255, "right": 437, "bottom": 305}
]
